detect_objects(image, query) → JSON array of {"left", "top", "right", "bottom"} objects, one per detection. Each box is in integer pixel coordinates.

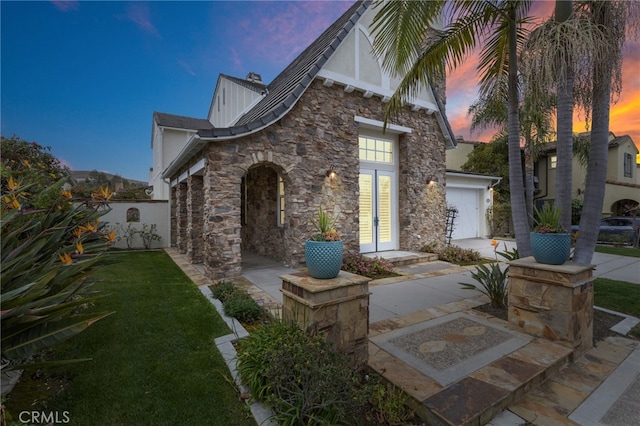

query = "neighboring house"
[
  {"left": 535, "top": 132, "right": 640, "bottom": 216},
  {"left": 445, "top": 140, "right": 501, "bottom": 239},
  {"left": 151, "top": 1, "right": 457, "bottom": 279}
]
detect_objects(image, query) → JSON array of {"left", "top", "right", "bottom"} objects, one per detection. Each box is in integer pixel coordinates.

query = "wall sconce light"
[
  {"left": 488, "top": 185, "right": 494, "bottom": 191},
  {"left": 326, "top": 166, "right": 338, "bottom": 180},
  {"left": 427, "top": 176, "right": 436, "bottom": 186}
]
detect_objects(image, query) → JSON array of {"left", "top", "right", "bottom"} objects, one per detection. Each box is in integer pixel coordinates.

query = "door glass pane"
[
  {"left": 359, "top": 174, "right": 373, "bottom": 245},
  {"left": 378, "top": 175, "right": 392, "bottom": 243}
]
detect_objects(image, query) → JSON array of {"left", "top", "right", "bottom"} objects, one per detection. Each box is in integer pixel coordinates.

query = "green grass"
[
  {"left": 595, "top": 277, "right": 640, "bottom": 339},
  {"left": 5, "top": 251, "right": 255, "bottom": 426},
  {"left": 594, "top": 278, "right": 640, "bottom": 318},
  {"left": 595, "top": 245, "right": 640, "bottom": 258}
]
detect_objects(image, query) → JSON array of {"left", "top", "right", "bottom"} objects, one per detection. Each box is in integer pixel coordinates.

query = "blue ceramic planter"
[
  {"left": 530, "top": 232, "right": 571, "bottom": 265},
  {"left": 305, "top": 240, "right": 343, "bottom": 279}
]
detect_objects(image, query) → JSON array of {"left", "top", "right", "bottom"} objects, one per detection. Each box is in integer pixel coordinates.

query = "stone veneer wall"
[
  {"left": 186, "top": 175, "right": 204, "bottom": 263},
  {"left": 171, "top": 79, "right": 447, "bottom": 279},
  {"left": 170, "top": 187, "right": 177, "bottom": 247},
  {"left": 176, "top": 182, "right": 188, "bottom": 254}
]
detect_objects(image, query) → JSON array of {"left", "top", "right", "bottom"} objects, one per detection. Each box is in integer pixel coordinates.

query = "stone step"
[
  {"left": 367, "top": 309, "right": 574, "bottom": 426},
  {"left": 363, "top": 251, "right": 438, "bottom": 267},
  {"left": 417, "top": 339, "right": 572, "bottom": 426}
]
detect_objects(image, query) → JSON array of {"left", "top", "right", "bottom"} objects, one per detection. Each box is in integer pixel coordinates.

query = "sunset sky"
[
  {"left": 2, "top": 1, "right": 638, "bottom": 182},
  {"left": 446, "top": 1, "right": 640, "bottom": 151}
]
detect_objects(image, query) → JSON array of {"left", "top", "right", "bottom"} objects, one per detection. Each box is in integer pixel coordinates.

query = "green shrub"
[
  {"left": 222, "top": 292, "right": 264, "bottom": 324},
  {"left": 424, "top": 244, "right": 481, "bottom": 265},
  {"left": 367, "top": 381, "right": 415, "bottom": 426},
  {"left": 342, "top": 253, "right": 395, "bottom": 279},
  {"left": 460, "top": 244, "right": 519, "bottom": 308},
  {"left": 210, "top": 281, "right": 237, "bottom": 302},
  {"left": 237, "top": 321, "right": 357, "bottom": 425},
  {"left": 460, "top": 263, "right": 508, "bottom": 308}
]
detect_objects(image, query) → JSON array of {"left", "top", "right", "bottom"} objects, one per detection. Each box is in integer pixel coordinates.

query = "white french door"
[{"left": 359, "top": 169, "right": 397, "bottom": 253}]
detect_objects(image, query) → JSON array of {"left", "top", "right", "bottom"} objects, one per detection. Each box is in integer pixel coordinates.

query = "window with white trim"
[
  {"left": 359, "top": 136, "right": 393, "bottom": 163},
  {"left": 549, "top": 155, "right": 557, "bottom": 169}
]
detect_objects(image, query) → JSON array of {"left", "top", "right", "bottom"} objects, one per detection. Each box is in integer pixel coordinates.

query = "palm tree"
[
  {"left": 573, "top": 1, "right": 637, "bottom": 263},
  {"left": 554, "top": 0, "right": 575, "bottom": 232},
  {"left": 521, "top": 1, "right": 603, "bottom": 232},
  {"left": 371, "top": 0, "right": 534, "bottom": 256},
  {"left": 468, "top": 87, "right": 555, "bottom": 227}
]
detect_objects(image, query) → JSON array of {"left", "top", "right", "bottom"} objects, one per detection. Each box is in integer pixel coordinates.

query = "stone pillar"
[
  {"left": 508, "top": 257, "right": 594, "bottom": 357},
  {"left": 281, "top": 271, "right": 371, "bottom": 367},
  {"left": 186, "top": 175, "right": 204, "bottom": 263},
  {"left": 176, "top": 182, "right": 188, "bottom": 254},
  {"left": 170, "top": 186, "right": 177, "bottom": 247}
]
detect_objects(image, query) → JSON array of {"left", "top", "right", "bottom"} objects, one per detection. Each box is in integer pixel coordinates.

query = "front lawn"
[
  {"left": 595, "top": 245, "right": 640, "bottom": 258},
  {"left": 594, "top": 278, "right": 640, "bottom": 339},
  {"left": 4, "top": 251, "right": 255, "bottom": 426},
  {"left": 594, "top": 278, "right": 640, "bottom": 318}
]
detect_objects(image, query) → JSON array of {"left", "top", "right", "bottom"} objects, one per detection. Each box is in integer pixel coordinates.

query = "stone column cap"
[
  {"left": 510, "top": 256, "right": 595, "bottom": 274},
  {"left": 280, "top": 271, "right": 371, "bottom": 293}
]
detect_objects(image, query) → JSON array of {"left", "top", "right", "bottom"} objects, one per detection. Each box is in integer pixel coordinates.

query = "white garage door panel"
[{"left": 447, "top": 188, "right": 479, "bottom": 239}]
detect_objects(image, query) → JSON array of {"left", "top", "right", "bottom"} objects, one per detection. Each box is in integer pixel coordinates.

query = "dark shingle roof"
[
  {"left": 154, "top": 112, "right": 214, "bottom": 131},
  {"left": 198, "top": 0, "right": 368, "bottom": 138}
]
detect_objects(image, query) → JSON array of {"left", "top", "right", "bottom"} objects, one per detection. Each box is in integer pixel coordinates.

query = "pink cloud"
[
  {"left": 51, "top": 1, "right": 79, "bottom": 12},
  {"left": 123, "top": 3, "right": 160, "bottom": 38},
  {"left": 232, "top": 2, "right": 353, "bottom": 67},
  {"left": 229, "top": 47, "right": 243, "bottom": 69}
]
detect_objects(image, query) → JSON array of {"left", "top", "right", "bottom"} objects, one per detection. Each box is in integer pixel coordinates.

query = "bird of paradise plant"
[{"left": 1, "top": 170, "right": 114, "bottom": 369}]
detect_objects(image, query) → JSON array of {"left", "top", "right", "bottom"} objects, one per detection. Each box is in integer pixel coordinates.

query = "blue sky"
[
  {"left": 2, "top": 1, "right": 638, "bottom": 182},
  {"left": 1, "top": 0, "right": 355, "bottom": 182}
]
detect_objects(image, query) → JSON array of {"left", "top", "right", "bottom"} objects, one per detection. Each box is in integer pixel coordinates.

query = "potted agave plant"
[
  {"left": 305, "top": 207, "right": 343, "bottom": 279},
  {"left": 530, "top": 203, "right": 571, "bottom": 265}
]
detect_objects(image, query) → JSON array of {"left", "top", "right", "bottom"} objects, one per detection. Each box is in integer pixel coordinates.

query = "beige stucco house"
[
  {"left": 535, "top": 133, "right": 639, "bottom": 216},
  {"left": 150, "top": 1, "right": 457, "bottom": 279}
]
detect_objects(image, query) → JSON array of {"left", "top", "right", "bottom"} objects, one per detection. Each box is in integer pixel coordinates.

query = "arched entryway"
[{"left": 240, "top": 163, "right": 287, "bottom": 262}]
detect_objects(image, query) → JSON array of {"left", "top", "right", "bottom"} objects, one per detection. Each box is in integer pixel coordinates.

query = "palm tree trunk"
[
  {"left": 507, "top": 6, "right": 531, "bottom": 257},
  {"left": 524, "top": 139, "right": 535, "bottom": 228},
  {"left": 555, "top": 0, "right": 574, "bottom": 231},
  {"left": 573, "top": 2, "right": 613, "bottom": 263}
]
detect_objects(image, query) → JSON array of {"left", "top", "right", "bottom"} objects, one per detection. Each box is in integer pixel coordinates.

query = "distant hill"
[{"left": 69, "top": 170, "right": 148, "bottom": 188}]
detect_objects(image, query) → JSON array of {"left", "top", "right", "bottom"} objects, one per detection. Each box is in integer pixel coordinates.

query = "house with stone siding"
[{"left": 151, "top": 0, "right": 457, "bottom": 279}]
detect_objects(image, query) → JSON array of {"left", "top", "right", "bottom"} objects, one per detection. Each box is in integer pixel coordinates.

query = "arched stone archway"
[{"left": 241, "top": 162, "right": 288, "bottom": 261}]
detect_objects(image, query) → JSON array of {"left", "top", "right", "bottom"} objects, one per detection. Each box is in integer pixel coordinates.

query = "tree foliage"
[{"left": 461, "top": 139, "right": 510, "bottom": 197}]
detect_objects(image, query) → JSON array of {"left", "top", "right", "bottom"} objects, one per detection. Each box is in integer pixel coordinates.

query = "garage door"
[{"left": 446, "top": 188, "right": 479, "bottom": 240}]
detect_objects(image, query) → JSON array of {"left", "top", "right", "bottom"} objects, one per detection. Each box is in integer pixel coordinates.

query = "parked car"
[{"left": 572, "top": 216, "right": 640, "bottom": 245}]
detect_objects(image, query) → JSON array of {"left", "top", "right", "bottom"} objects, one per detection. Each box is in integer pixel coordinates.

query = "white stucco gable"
[{"left": 317, "top": 6, "right": 439, "bottom": 114}]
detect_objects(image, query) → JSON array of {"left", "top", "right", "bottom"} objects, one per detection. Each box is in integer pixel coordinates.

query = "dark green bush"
[
  {"left": 423, "top": 244, "right": 481, "bottom": 265},
  {"left": 342, "top": 253, "right": 395, "bottom": 279},
  {"left": 237, "top": 321, "right": 357, "bottom": 425},
  {"left": 210, "top": 281, "right": 237, "bottom": 302},
  {"left": 237, "top": 321, "right": 419, "bottom": 425},
  {"left": 222, "top": 292, "right": 264, "bottom": 324}
]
